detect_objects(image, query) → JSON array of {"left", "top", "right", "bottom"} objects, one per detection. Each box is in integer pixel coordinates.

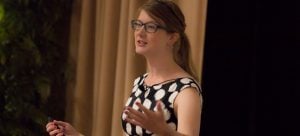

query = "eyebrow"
[{"left": 137, "top": 19, "right": 159, "bottom": 24}]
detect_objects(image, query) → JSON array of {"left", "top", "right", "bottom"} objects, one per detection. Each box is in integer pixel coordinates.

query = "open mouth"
[{"left": 137, "top": 40, "right": 148, "bottom": 47}]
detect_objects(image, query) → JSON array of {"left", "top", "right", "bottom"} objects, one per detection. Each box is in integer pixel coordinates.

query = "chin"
[
  {"left": 135, "top": 49, "right": 146, "bottom": 55},
  {"left": 136, "top": 47, "right": 152, "bottom": 57}
]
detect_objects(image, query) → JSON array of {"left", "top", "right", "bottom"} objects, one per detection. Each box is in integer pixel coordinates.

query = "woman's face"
[{"left": 134, "top": 10, "right": 173, "bottom": 57}]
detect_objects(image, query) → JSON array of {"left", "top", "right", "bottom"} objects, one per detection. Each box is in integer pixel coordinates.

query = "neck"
[{"left": 145, "top": 55, "right": 184, "bottom": 84}]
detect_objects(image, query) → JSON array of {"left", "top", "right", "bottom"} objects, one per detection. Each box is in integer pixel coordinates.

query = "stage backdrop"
[{"left": 65, "top": 0, "right": 207, "bottom": 135}]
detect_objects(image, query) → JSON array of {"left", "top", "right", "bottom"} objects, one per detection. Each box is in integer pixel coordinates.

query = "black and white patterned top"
[{"left": 121, "top": 73, "right": 202, "bottom": 136}]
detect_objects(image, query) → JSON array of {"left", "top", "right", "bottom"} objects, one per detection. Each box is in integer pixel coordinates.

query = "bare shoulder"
[
  {"left": 176, "top": 87, "right": 202, "bottom": 105},
  {"left": 173, "top": 87, "right": 203, "bottom": 116}
]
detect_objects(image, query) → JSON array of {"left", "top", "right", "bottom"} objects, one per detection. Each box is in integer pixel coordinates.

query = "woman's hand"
[
  {"left": 46, "top": 120, "right": 82, "bottom": 136},
  {"left": 46, "top": 121, "right": 63, "bottom": 136},
  {"left": 124, "top": 101, "right": 171, "bottom": 135}
]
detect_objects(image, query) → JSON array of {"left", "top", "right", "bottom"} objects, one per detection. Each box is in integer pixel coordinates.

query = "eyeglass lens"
[{"left": 131, "top": 20, "right": 159, "bottom": 33}]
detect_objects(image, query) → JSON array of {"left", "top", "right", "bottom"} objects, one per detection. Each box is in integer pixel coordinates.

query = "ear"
[{"left": 167, "top": 33, "right": 180, "bottom": 46}]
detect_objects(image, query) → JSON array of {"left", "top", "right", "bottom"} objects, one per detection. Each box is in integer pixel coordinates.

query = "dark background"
[{"left": 200, "top": 0, "right": 299, "bottom": 136}]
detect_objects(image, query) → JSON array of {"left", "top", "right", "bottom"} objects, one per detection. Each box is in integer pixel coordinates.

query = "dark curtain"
[{"left": 200, "top": 0, "right": 299, "bottom": 136}]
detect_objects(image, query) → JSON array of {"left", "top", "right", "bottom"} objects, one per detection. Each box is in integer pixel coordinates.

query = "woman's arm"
[{"left": 172, "top": 87, "right": 203, "bottom": 136}]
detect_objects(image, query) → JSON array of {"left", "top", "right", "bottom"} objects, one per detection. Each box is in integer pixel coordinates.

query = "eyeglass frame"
[{"left": 131, "top": 19, "right": 168, "bottom": 33}]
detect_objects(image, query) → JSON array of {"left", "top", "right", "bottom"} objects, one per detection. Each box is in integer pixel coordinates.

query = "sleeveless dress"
[{"left": 121, "top": 74, "right": 202, "bottom": 136}]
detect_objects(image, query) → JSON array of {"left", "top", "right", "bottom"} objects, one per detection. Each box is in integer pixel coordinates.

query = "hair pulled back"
[{"left": 139, "top": 0, "right": 198, "bottom": 80}]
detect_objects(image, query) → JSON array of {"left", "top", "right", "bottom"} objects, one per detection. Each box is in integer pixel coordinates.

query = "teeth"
[{"left": 138, "top": 40, "right": 147, "bottom": 44}]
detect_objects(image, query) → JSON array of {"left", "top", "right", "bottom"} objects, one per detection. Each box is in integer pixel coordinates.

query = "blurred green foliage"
[
  {"left": 0, "top": 4, "right": 3, "bottom": 21},
  {"left": 0, "top": 0, "right": 72, "bottom": 135}
]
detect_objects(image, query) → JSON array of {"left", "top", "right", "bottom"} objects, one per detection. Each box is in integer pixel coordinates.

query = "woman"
[
  {"left": 46, "top": 0, "right": 202, "bottom": 136},
  {"left": 121, "top": 0, "right": 202, "bottom": 135}
]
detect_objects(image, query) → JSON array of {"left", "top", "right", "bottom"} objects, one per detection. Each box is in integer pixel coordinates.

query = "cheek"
[
  {"left": 134, "top": 31, "right": 139, "bottom": 39},
  {"left": 149, "top": 35, "right": 168, "bottom": 46},
  {"left": 149, "top": 36, "right": 159, "bottom": 44}
]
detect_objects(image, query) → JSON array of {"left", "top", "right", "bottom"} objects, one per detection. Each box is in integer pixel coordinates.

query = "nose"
[{"left": 135, "top": 25, "right": 146, "bottom": 36}]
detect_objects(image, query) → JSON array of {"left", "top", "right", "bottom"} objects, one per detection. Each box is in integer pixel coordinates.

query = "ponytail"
[{"left": 174, "top": 33, "right": 199, "bottom": 81}]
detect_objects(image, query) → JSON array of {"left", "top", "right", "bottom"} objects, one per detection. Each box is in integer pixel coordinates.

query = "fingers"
[
  {"left": 53, "top": 120, "right": 68, "bottom": 127},
  {"left": 126, "top": 101, "right": 163, "bottom": 119},
  {"left": 126, "top": 118, "right": 143, "bottom": 127},
  {"left": 156, "top": 101, "right": 163, "bottom": 113},
  {"left": 46, "top": 122, "right": 58, "bottom": 132},
  {"left": 46, "top": 121, "right": 65, "bottom": 136},
  {"left": 124, "top": 109, "right": 143, "bottom": 126},
  {"left": 46, "top": 122, "right": 54, "bottom": 131},
  {"left": 135, "top": 102, "right": 151, "bottom": 115},
  {"left": 49, "top": 128, "right": 63, "bottom": 136},
  {"left": 125, "top": 108, "right": 145, "bottom": 124},
  {"left": 126, "top": 106, "right": 145, "bottom": 119}
]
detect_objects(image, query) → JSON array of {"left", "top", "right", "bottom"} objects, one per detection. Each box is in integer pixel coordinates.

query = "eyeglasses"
[{"left": 131, "top": 19, "right": 167, "bottom": 33}]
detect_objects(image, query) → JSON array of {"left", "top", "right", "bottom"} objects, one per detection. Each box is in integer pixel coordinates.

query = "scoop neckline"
[{"left": 142, "top": 73, "right": 194, "bottom": 88}]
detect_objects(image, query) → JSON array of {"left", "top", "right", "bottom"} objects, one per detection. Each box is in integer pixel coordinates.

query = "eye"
[
  {"left": 134, "top": 22, "right": 142, "bottom": 27},
  {"left": 146, "top": 23, "right": 157, "bottom": 30},
  {"left": 131, "top": 20, "right": 143, "bottom": 29}
]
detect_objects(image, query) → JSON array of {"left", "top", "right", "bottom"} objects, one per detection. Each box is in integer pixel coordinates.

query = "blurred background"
[{"left": 0, "top": 0, "right": 298, "bottom": 136}]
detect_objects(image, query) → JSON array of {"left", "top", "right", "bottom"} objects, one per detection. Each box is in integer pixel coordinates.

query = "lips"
[{"left": 136, "top": 40, "right": 148, "bottom": 47}]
